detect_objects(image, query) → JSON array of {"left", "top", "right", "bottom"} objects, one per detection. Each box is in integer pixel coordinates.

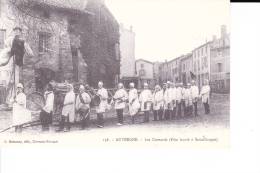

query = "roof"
[
  {"left": 15, "top": 0, "right": 92, "bottom": 14},
  {"left": 135, "top": 59, "right": 153, "bottom": 64}
]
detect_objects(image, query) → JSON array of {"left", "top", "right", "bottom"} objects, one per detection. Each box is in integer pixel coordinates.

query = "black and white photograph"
[{"left": 0, "top": 0, "right": 230, "bottom": 147}]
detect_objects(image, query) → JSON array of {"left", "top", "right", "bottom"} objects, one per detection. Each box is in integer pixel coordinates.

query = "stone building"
[
  {"left": 135, "top": 59, "right": 155, "bottom": 88},
  {"left": 0, "top": 0, "right": 120, "bottom": 95},
  {"left": 180, "top": 53, "right": 192, "bottom": 85},
  {"left": 119, "top": 24, "right": 138, "bottom": 88},
  {"left": 210, "top": 25, "right": 230, "bottom": 93}
]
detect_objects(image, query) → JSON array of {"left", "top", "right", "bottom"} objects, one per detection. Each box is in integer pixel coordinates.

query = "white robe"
[
  {"left": 96, "top": 88, "right": 108, "bottom": 113},
  {"left": 163, "top": 88, "right": 173, "bottom": 110},
  {"left": 62, "top": 91, "right": 75, "bottom": 122},
  {"left": 139, "top": 89, "right": 152, "bottom": 112},
  {"left": 200, "top": 85, "right": 210, "bottom": 103},
  {"left": 128, "top": 88, "right": 140, "bottom": 116},
  {"left": 42, "top": 91, "right": 54, "bottom": 113},
  {"left": 113, "top": 89, "right": 128, "bottom": 110},
  {"left": 153, "top": 90, "right": 164, "bottom": 111},
  {"left": 12, "top": 92, "right": 31, "bottom": 126},
  {"left": 184, "top": 88, "right": 192, "bottom": 106},
  {"left": 190, "top": 85, "right": 199, "bottom": 102},
  {"left": 176, "top": 87, "right": 183, "bottom": 102}
]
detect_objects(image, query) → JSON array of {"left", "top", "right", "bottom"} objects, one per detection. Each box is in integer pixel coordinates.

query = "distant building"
[
  {"left": 153, "top": 61, "right": 162, "bottom": 85},
  {"left": 159, "top": 56, "right": 182, "bottom": 84},
  {"left": 192, "top": 41, "right": 211, "bottom": 89},
  {"left": 119, "top": 24, "right": 138, "bottom": 88},
  {"left": 210, "top": 25, "right": 230, "bottom": 93},
  {"left": 180, "top": 53, "right": 192, "bottom": 85},
  {"left": 135, "top": 59, "right": 155, "bottom": 88}
]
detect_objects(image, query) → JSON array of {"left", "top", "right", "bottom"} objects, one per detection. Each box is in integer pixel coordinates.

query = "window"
[
  {"left": 183, "top": 64, "right": 185, "bottom": 71},
  {"left": 204, "top": 57, "right": 208, "bottom": 68},
  {"left": 38, "top": 32, "right": 51, "bottom": 53},
  {"left": 0, "top": 29, "right": 5, "bottom": 49},
  {"left": 115, "top": 43, "right": 120, "bottom": 60},
  {"left": 141, "top": 64, "right": 144, "bottom": 68},
  {"left": 217, "top": 63, "right": 223, "bottom": 72}
]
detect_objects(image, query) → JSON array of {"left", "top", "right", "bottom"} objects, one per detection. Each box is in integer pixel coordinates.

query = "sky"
[{"left": 105, "top": 0, "right": 230, "bottom": 62}]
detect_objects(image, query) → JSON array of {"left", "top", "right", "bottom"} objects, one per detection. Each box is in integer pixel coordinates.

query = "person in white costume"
[
  {"left": 128, "top": 83, "right": 140, "bottom": 124},
  {"left": 183, "top": 83, "right": 193, "bottom": 116},
  {"left": 170, "top": 82, "right": 177, "bottom": 119},
  {"left": 40, "top": 83, "right": 54, "bottom": 131},
  {"left": 57, "top": 84, "right": 75, "bottom": 132},
  {"left": 200, "top": 79, "right": 211, "bottom": 114},
  {"left": 152, "top": 85, "right": 164, "bottom": 121},
  {"left": 191, "top": 80, "right": 199, "bottom": 116},
  {"left": 96, "top": 81, "right": 108, "bottom": 128},
  {"left": 75, "top": 85, "right": 91, "bottom": 130},
  {"left": 163, "top": 81, "right": 173, "bottom": 120},
  {"left": 139, "top": 83, "right": 152, "bottom": 123},
  {"left": 113, "top": 83, "right": 128, "bottom": 125},
  {"left": 12, "top": 83, "right": 31, "bottom": 132}
]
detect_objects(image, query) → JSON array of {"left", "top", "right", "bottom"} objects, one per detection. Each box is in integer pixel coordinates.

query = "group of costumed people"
[{"left": 39, "top": 79, "right": 210, "bottom": 132}]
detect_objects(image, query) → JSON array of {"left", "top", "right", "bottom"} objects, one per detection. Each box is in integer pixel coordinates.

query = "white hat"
[
  {"left": 17, "top": 83, "right": 23, "bottom": 89},
  {"left": 167, "top": 81, "right": 171, "bottom": 84},
  {"left": 143, "top": 83, "right": 148, "bottom": 87},
  {"left": 79, "top": 84, "right": 85, "bottom": 90},
  {"left": 129, "top": 82, "right": 135, "bottom": 87}
]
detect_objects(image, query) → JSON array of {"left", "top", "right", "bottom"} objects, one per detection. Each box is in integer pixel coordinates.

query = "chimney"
[{"left": 221, "top": 25, "right": 227, "bottom": 38}]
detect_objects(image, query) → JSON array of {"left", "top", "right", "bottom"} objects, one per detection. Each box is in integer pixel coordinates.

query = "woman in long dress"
[{"left": 12, "top": 83, "right": 31, "bottom": 132}]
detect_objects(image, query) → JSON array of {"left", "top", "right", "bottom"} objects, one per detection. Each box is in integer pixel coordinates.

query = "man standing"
[
  {"left": 163, "top": 81, "right": 172, "bottom": 120},
  {"left": 57, "top": 84, "right": 75, "bottom": 132},
  {"left": 191, "top": 80, "right": 199, "bottom": 116},
  {"left": 184, "top": 83, "right": 192, "bottom": 116},
  {"left": 170, "top": 82, "right": 177, "bottom": 120},
  {"left": 40, "top": 83, "right": 54, "bottom": 131},
  {"left": 176, "top": 83, "right": 182, "bottom": 119},
  {"left": 2, "top": 26, "right": 34, "bottom": 107},
  {"left": 139, "top": 83, "right": 152, "bottom": 123},
  {"left": 113, "top": 83, "right": 128, "bottom": 126},
  {"left": 200, "top": 79, "right": 211, "bottom": 114},
  {"left": 96, "top": 81, "right": 108, "bottom": 128},
  {"left": 128, "top": 83, "right": 140, "bottom": 124},
  {"left": 152, "top": 85, "right": 164, "bottom": 121},
  {"left": 75, "top": 85, "right": 91, "bottom": 130}
]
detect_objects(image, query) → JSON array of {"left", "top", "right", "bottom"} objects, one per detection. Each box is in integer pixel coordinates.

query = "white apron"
[
  {"left": 96, "top": 88, "right": 108, "bottom": 113},
  {"left": 128, "top": 88, "right": 140, "bottom": 116},
  {"left": 12, "top": 92, "right": 31, "bottom": 126},
  {"left": 139, "top": 89, "right": 152, "bottom": 112},
  {"left": 153, "top": 90, "right": 164, "bottom": 111},
  {"left": 200, "top": 85, "right": 210, "bottom": 103},
  {"left": 62, "top": 91, "right": 75, "bottom": 123}
]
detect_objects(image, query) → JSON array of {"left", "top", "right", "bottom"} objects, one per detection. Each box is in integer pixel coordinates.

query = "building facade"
[
  {"left": 135, "top": 59, "right": 155, "bottom": 88},
  {"left": 0, "top": 0, "right": 120, "bottom": 95},
  {"left": 119, "top": 24, "right": 138, "bottom": 88},
  {"left": 180, "top": 53, "right": 192, "bottom": 85},
  {"left": 192, "top": 41, "right": 211, "bottom": 89},
  {"left": 210, "top": 25, "right": 230, "bottom": 93}
]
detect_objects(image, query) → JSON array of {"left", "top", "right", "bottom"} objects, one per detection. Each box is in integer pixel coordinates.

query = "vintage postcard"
[{"left": 0, "top": 0, "right": 230, "bottom": 147}]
